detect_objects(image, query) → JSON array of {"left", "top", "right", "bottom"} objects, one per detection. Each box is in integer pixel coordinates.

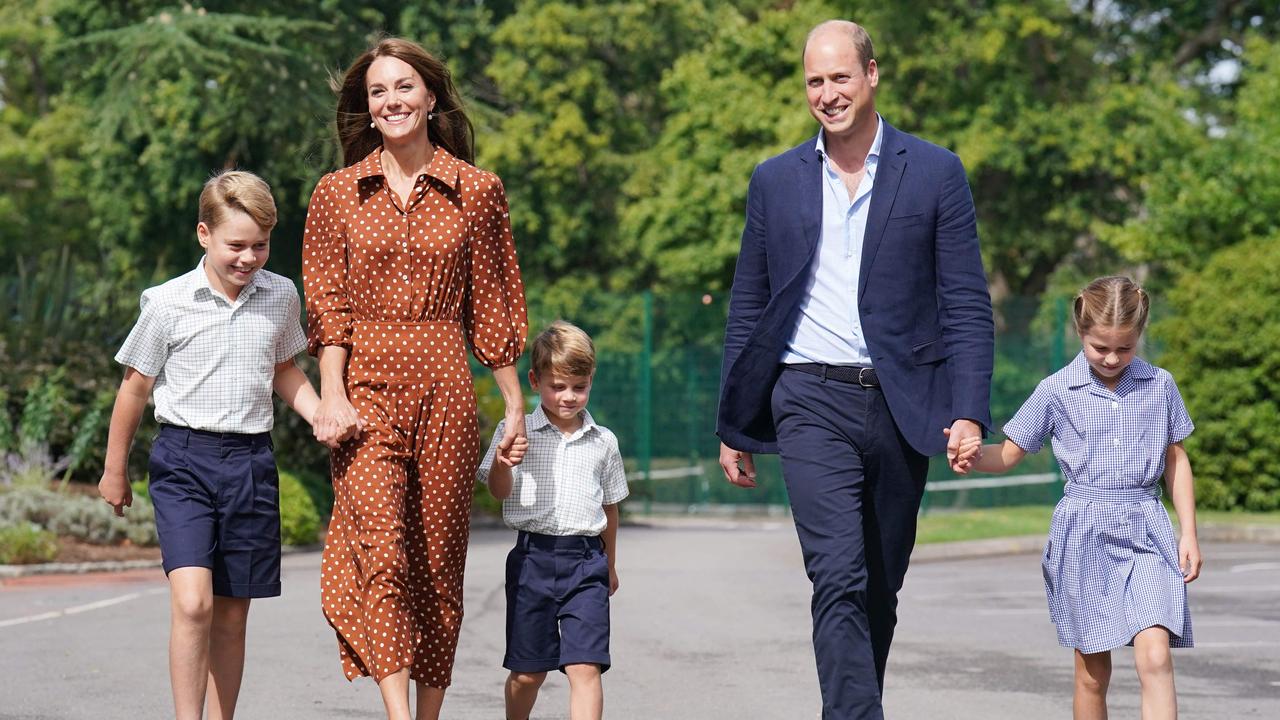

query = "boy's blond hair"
[
  {"left": 530, "top": 321, "right": 596, "bottom": 379},
  {"left": 198, "top": 170, "right": 277, "bottom": 230}
]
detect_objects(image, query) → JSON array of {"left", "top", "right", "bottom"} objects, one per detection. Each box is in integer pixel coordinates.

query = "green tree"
[{"left": 1156, "top": 234, "right": 1280, "bottom": 510}]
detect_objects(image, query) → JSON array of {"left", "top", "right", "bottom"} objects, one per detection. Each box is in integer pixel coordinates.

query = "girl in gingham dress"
[{"left": 951, "top": 276, "right": 1201, "bottom": 720}]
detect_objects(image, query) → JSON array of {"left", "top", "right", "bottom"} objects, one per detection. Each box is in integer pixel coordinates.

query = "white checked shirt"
[
  {"left": 477, "top": 405, "right": 629, "bottom": 536},
  {"left": 115, "top": 259, "right": 308, "bottom": 433}
]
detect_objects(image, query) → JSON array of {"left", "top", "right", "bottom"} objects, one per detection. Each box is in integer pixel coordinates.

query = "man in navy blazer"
[{"left": 717, "top": 20, "right": 994, "bottom": 719}]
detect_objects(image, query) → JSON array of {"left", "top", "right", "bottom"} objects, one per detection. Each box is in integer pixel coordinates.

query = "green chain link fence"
[{"left": 483, "top": 290, "right": 1075, "bottom": 516}]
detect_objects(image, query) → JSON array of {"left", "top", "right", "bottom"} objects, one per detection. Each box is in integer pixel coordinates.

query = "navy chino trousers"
[{"left": 771, "top": 367, "right": 929, "bottom": 720}]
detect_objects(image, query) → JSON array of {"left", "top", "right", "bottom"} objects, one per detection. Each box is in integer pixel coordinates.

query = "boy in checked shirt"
[
  {"left": 478, "top": 321, "right": 629, "bottom": 720},
  {"left": 98, "top": 170, "right": 328, "bottom": 720}
]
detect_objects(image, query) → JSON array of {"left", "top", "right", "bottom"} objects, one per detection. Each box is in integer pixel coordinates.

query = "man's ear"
[{"left": 196, "top": 222, "right": 212, "bottom": 249}]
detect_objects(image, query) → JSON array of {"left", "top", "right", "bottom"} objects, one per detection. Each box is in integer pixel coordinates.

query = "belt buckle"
[{"left": 857, "top": 367, "right": 874, "bottom": 387}]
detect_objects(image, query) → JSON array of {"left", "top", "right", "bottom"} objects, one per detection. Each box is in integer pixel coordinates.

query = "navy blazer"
[{"left": 717, "top": 122, "right": 994, "bottom": 457}]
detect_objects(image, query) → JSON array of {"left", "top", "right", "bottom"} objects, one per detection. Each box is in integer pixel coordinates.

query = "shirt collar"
[
  {"left": 190, "top": 256, "right": 265, "bottom": 303},
  {"left": 1064, "top": 351, "right": 1157, "bottom": 390},
  {"left": 815, "top": 114, "right": 883, "bottom": 170},
  {"left": 354, "top": 145, "right": 461, "bottom": 191},
  {"left": 528, "top": 404, "right": 598, "bottom": 438}
]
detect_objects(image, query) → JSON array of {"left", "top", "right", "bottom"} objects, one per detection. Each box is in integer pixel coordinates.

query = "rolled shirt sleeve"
[{"left": 115, "top": 289, "right": 170, "bottom": 377}]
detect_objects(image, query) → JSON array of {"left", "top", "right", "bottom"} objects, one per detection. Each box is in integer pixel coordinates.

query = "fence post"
[{"left": 639, "top": 290, "right": 653, "bottom": 514}]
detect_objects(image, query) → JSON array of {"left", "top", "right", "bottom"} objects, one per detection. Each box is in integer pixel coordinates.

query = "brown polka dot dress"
[{"left": 302, "top": 146, "right": 527, "bottom": 687}]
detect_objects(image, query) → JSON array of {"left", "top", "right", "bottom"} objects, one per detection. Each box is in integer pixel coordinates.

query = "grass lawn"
[
  {"left": 1198, "top": 509, "right": 1280, "bottom": 525},
  {"left": 916, "top": 505, "right": 1054, "bottom": 544},
  {"left": 915, "top": 504, "right": 1280, "bottom": 544}
]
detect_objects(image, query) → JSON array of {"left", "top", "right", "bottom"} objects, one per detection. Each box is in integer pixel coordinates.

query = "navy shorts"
[
  {"left": 504, "top": 531, "right": 611, "bottom": 673},
  {"left": 148, "top": 425, "right": 282, "bottom": 598}
]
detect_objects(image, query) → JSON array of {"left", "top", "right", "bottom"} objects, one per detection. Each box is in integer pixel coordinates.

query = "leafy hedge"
[
  {"left": 1155, "top": 235, "right": 1280, "bottom": 510},
  {"left": 0, "top": 486, "right": 157, "bottom": 546}
]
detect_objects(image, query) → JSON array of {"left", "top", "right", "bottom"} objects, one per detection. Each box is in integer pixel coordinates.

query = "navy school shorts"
[
  {"left": 148, "top": 424, "right": 282, "bottom": 598},
  {"left": 504, "top": 531, "right": 612, "bottom": 673}
]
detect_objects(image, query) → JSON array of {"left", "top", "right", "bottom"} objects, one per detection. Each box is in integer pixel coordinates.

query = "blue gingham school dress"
[{"left": 1004, "top": 353, "right": 1195, "bottom": 654}]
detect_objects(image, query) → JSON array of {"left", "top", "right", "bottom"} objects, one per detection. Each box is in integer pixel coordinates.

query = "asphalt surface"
[{"left": 1, "top": 524, "right": 1277, "bottom": 719}]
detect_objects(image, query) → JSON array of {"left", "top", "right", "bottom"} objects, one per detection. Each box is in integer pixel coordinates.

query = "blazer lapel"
[
  {"left": 858, "top": 125, "right": 905, "bottom": 303},
  {"left": 796, "top": 139, "right": 823, "bottom": 258}
]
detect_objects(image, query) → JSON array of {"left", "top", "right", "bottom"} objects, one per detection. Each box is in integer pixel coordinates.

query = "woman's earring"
[{"left": 428, "top": 110, "right": 436, "bottom": 120}]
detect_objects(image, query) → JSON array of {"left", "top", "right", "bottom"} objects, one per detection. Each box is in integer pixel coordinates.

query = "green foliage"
[
  {"left": 0, "top": 486, "right": 157, "bottom": 546},
  {"left": 1102, "top": 36, "right": 1280, "bottom": 281},
  {"left": 279, "top": 469, "right": 323, "bottom": 546},
  {"left": 3, "top": 0, "right": 1280, "bottom": 509},
  {"left": 1156, "top": 235, "right": 1280, "bottom": 511},
  {"left": 0, "top": 522, "right": 60, "bottom": 565}
]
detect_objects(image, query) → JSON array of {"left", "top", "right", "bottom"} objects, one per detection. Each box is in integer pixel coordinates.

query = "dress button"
[
  {"left": 1111, "top": 401, "right": 1118, "bottom": 409},
  {"left": 1113, "top": 438, "right": 1121, "bottom": 446}
]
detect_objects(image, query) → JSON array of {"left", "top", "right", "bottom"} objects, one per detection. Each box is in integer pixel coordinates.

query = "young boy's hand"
[
  {"left": 498, "top": 435, "right": 528, "bottom": 467},
  {"left": 98, "top": 471, "right": 133, "bottom": 517},
  {"left": 608, "top": 565, "right": 619, "bottom": 596}
]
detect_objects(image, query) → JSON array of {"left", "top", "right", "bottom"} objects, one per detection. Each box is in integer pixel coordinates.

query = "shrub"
[
  {"left": 0, "top": 486, "right": 157, "bottom": 546},
  {"left": 279, "top": 470, "right": 322, "bottom": 546},
  {"left": 0, "top": 522, "right": 59, "bottom": 564},
  {"left": 1155, "top": 234, "right": 1280, "bottom": 511}
]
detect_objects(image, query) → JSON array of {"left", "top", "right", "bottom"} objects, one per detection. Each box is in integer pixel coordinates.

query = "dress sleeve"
[
  {"left": 464, "top": 174, "right": 528, "bottom": 368},
  {"left": 1165, "top": 373, "right": 1195, "bottom": 444},
  {"left": 301, "top": 173, "right": 353, "bottom": 356},
  {"left": 1002, "top": 378, "right": 1055, "bottom": 454}
]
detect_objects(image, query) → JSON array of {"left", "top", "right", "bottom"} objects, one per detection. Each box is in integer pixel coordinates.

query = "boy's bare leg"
[
  {"left": 169, "top": 567, "right": 215, "bottom": 720},
  {"left": 206, "top": 597, "right": 251, "bottom": 720},
  {"left": 1074, "top": 649, "right": 1111, "bottom": 720},
  {"left": 504, "top": 671, "right": 546, "bottom": 720},
  {"left": 564, "top": 664, "right": 603, "bottom": 720},
  {"left": 413, "top": 683, "right": 445, "bottom": 720},
  {"left": 1133, "top": 626, "right": 1177, "bottom": 720},
  {"left": 377, "top": 667, "right": 412, "bottom": 720}
]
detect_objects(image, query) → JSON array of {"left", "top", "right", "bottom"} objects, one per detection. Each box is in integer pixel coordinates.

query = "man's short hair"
[
  {"left": 530, "top": 321, "right": 596, "bottom": 379},
  {"left": 805, "top": 20, "right": 875, "bottom": 68}
]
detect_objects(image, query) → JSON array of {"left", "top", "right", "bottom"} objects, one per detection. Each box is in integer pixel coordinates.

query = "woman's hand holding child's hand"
[
  {"left": 496, "top": 409, "right": 527, "bottom": 467},
  {"left": 313, "top": 394, "right": 363, "bottom": 448},
  {"left": 1179, "top": 533, "right": 1202, "bottom": 583},
  {"left": 498, "top": 435, "right": 529, "bottom": 467}
]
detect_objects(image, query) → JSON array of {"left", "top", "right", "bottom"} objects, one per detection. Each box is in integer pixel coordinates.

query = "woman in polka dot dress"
[{"left": 303, "top": 38, "right": 528, "bottom": 720}]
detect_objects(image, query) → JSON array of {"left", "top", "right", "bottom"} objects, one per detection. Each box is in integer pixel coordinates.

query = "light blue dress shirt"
[{"left": 781, "top": 116, "right": 883, "bottom": 366}]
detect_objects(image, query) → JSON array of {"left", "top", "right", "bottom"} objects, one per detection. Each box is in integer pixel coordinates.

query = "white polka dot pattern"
[{"left": 302, "top": 147, "right": 528, "bottom": 688}]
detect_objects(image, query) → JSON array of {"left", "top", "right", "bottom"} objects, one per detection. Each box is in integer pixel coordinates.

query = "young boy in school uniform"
[
  {"left": 478, "top": 320, "right": 630, "bottom": 720},
  {"left": 98, "top": 170, "right": 333, "bottom": 720}
]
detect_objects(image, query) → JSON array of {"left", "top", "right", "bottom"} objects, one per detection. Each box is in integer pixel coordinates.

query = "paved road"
[{"left": 2, "top": 524, "right": 1277, "bottom": 719}]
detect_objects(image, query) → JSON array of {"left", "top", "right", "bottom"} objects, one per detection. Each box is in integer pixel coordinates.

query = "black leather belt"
[{"left": 784, "top": 363, "right": 879, "bottom": 387}]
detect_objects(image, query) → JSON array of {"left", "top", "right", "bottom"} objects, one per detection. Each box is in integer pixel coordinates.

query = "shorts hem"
[
  {"left": 215, "top": 581, "right": 281, "bottom": 599},
  {"left": 503, "top": 656, "right": 562, "bottom": 674},
  {"left": 163, "top": 559, "right": 213, "bottom": 575},
  {"left": 559, "top": 654, "right": 612, "bottom": 674}
]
